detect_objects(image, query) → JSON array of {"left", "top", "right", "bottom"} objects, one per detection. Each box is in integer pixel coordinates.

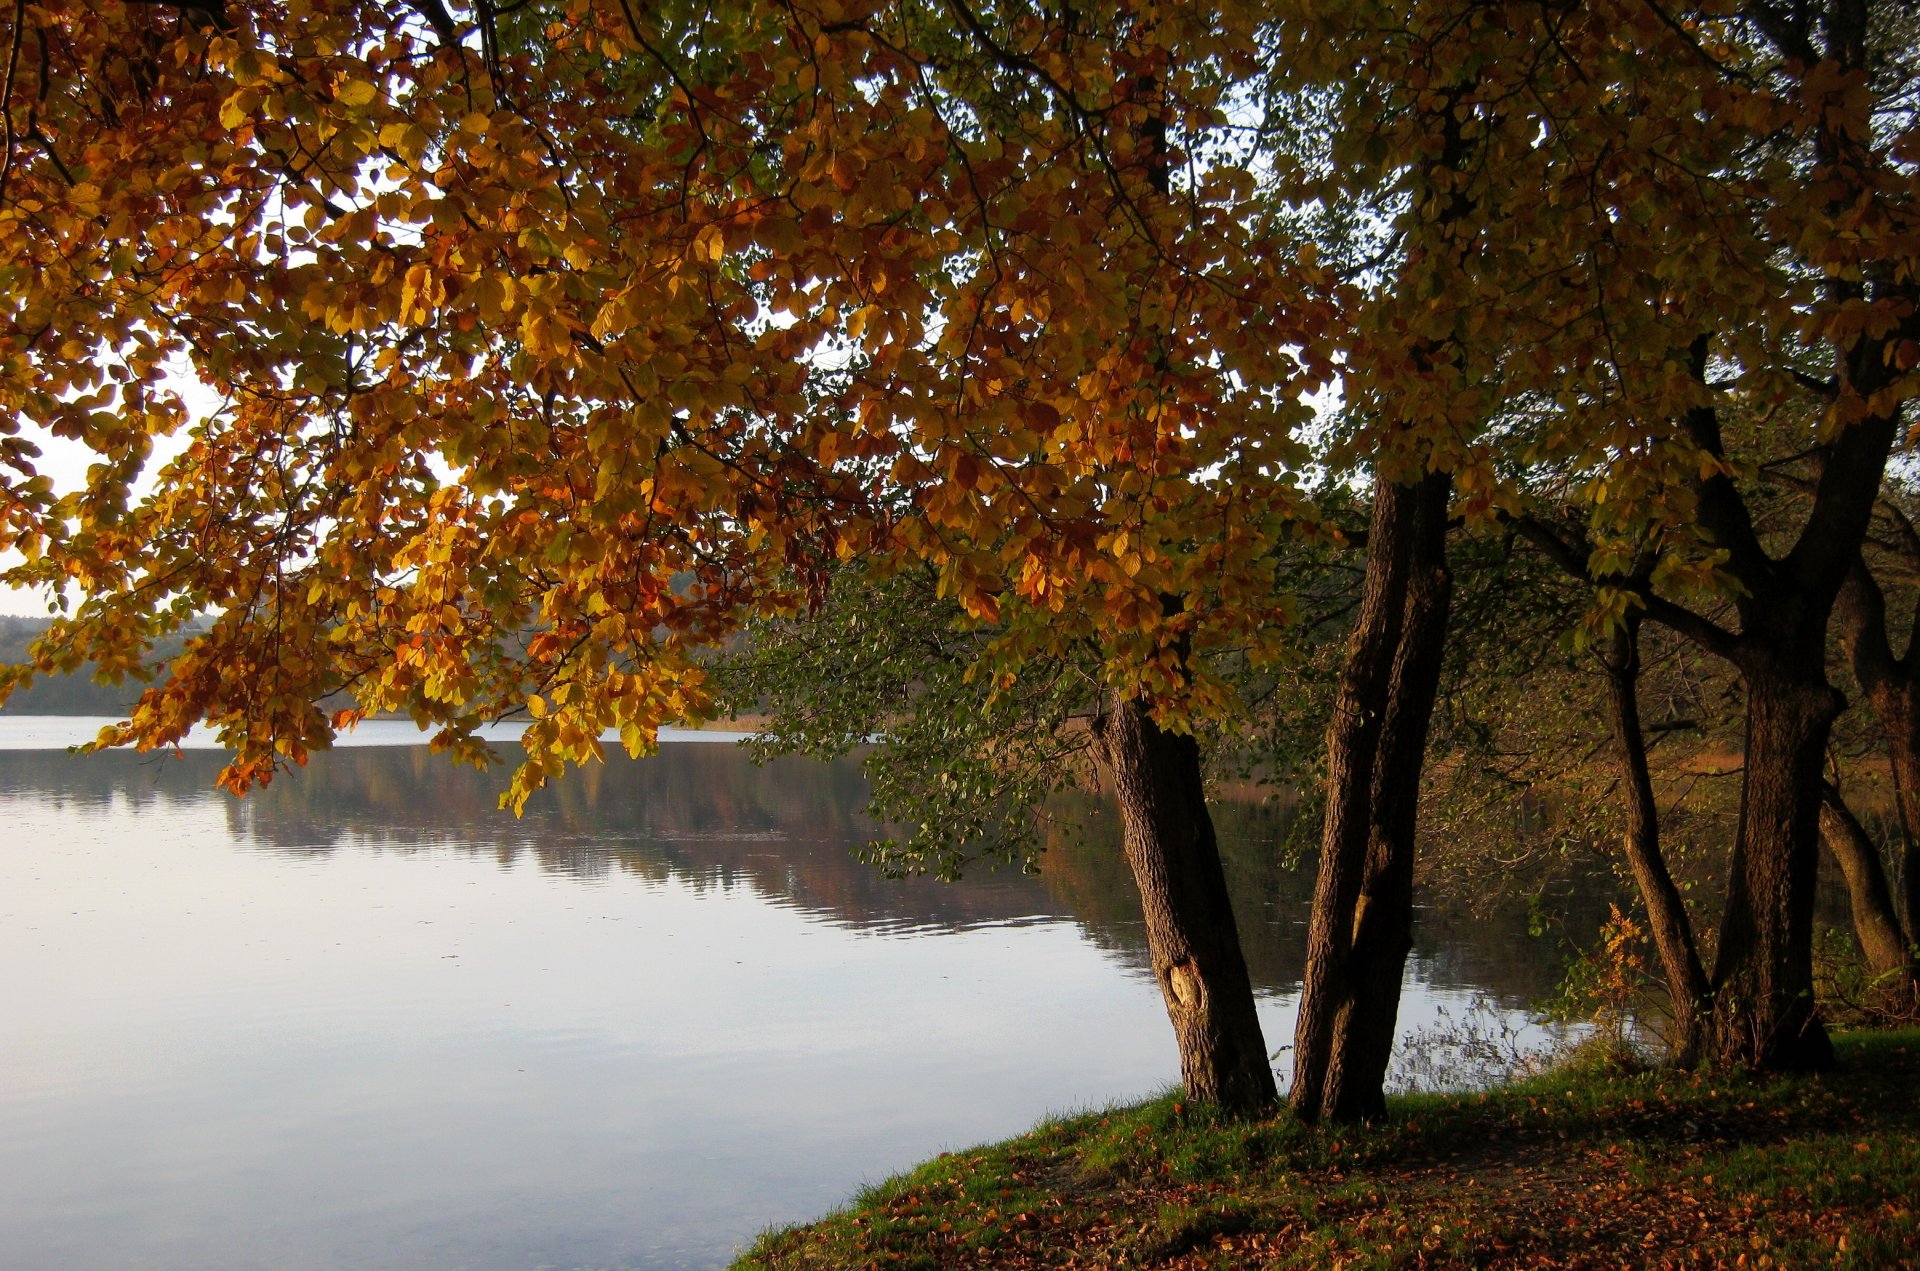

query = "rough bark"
[
  {"left": 1602, "top": 619, "right": 1711, "bottom": 1065},
  {"left": 1291, "top": 479, "right": 1414, "bottom": 1124},
  {"left": 1877, "top": 694, "right": 1920, "bottom": 948},
  {"left": 1817, "top": 781, "right": 1917, "bottom": 993},
  {"left": 1502, "top": 0, "right": 1904, "bottom": 1079},
  {"left": 1328, "top": 473, "right": 1453, "bottom": 1120},
  {"left": 1706, "top": 665, "right": 1839, "bottom": 1070},
  {"left": 1836, "top": 565, "right": 1920, "bottom": 949},
  {"left": 1679, "top": 0, "right": 1901, "bottom": 1071},
  {"left": 1093, "top": 696, "right": 1276, "bottom": 1114},
  {"left": 1292, "top": 470, "right": 1452, "bottom": 1124}
]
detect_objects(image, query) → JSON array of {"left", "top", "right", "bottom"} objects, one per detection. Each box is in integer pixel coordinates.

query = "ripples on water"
[{"left": 0, "top": 720, "right": 1581, "bottom": 1271}]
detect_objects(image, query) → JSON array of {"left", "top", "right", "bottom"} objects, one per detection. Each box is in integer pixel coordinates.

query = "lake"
[{"left": 0, "top": 719, "right": 1579, "bottom": 1270}]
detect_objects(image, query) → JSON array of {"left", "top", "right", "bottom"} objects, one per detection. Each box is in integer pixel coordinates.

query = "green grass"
[{"left": 734, "top": 1028, "right": 1920, "bottom": 1269}]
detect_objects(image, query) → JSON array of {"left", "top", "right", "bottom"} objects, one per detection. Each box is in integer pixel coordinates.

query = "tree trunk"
[
  {"left": 1817, "top": 781, "right": 1917, "bottom": 996},
  {"left": 1835, "top": 567, "right": 1920, "bottom": 959},
  {"left": 1862, "top": 684, "right": 1920, "bottom": 951},
  {"left": 1292, "top": 470, "right": 1451, "bottom": 1124},
  {"left": 1330, "top": 476, "right": 1453, "bottom": 1120},
  {"left": 1602, "top": 619, "right": 1711, "bottom": 1065},
  {"left": 1093, "top": 696, "right": 1276, "bottom": 1115},
  {"left": 1707, "top": 665, "right": 1838, "bottom": 1070}
]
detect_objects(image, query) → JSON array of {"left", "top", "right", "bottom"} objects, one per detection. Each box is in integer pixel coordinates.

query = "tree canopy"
[
  {"left": 0, "top": 0, "right": 1339, "bottom": 807},
  {"left": 4, "top": 0, "right": 1918, "bottom": 1114}
]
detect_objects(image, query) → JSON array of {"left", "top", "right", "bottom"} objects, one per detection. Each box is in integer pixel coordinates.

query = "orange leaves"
[{"left": 2, "top": 0, "right": 1354, "bottom": 794}]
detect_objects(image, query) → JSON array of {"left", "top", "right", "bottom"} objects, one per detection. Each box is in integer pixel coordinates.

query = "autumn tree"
[
  {"left": 8, "top": 0, "right": 1907, "bottom": 1123},
  {"left": 1264, "top": 0, "right": 1917, "bottom": 1103},
  {"left": 1499, "top": 0, "right": 1917, "bottom": 1069},
  {"left": 0, "top": 0, "right": 1344, "bottom": 1113}
]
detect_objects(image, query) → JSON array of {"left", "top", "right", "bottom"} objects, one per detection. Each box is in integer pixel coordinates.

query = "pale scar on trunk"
[{"left": 1168, "top": 960, "right": 1202, "bottom": 1007}]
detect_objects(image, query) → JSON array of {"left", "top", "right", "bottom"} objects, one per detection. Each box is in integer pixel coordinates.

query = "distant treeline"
[
  {"left": 1, "top": 615, "right": 744, "bottom": 717},
  {"left": 0, "top": 616, "right": 192, "bottom": 715}
]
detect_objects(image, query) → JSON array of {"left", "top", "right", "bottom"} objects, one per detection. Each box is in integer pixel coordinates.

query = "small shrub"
[{"left": 1541, "top": 904, "right": 1666, "bottom": 1061}]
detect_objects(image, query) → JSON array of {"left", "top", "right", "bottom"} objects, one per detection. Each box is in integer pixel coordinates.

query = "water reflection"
[
  {"left": 3, "top": 737, "right": 1617, "bottom": 1271},
  {"left": 0, "top": 743, "right": 1598, "bottom": 1007}
]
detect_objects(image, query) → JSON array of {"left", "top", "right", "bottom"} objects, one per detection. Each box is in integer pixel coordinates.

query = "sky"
[{"left": 2, "top": 395, "right": 204, "bottom": 619}]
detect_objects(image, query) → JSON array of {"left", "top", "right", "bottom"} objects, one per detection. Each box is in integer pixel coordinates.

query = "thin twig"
[{"left": 0, "top": 0, "right": 27, "bottom": 205}]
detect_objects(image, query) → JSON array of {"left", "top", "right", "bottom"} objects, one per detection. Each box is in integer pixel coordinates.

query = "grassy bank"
[{"left": 736, "top": 1029, "right": 1920, "bottom": 1269}]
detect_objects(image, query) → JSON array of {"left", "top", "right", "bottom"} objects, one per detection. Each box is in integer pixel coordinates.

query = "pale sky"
[{"left": 3, "top": 384, "right": 203, "bottom": 617}]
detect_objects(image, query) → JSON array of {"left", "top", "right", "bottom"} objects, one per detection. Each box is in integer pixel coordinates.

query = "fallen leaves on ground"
[{"left": 738, "top": 1032, "right": 1920, "bottom": 1270}]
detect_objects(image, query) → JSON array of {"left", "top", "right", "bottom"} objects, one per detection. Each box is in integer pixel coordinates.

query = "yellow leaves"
[
  {"left": 520, "top": 311, "right": 573, "bottom": 359},
  {"left": 1014, "top": 551, "right": 1073, "bottom": 613},
  {"left": 961, "top": 589, "right": 1000, "bottom": 623},
  {"left": 64, "top": 182, "right": 106, "bottom": 216},
  {"left": 219, "top": 91, "right": 261, "bottom": 133},
  {"left": 891, "top": 453, "right": 932, "bottom": 485},
  {"left": 335, "top": 78, "right": 380, "bottom": 109},
  {"left": 228, "top": 47, "right": 280, "bottom": 88},
  {"left": 465, "top": 274, "right": 502, "bottom": 322},
  {"left": 398, "top": 263, "right": 442, "bottom": 324},
  {"left": 691, "top": 224, "right": 727, "bottom": 264},
  {"left": 379, "top": 121, "right": 432, "bottom": 164},
  {"left": 618, "top": 721, "right": 653, "bottom": 759}
]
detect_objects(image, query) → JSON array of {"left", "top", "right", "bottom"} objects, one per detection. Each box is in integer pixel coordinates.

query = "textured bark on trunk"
[
  {"left": 1292, "top": 470, "right": 1452, "bottom": 1124},
  {"left": 1817, "top": 782, "right": 1917, "bottom": 993},
  {"left": 1093, "top": 696, "right": 1276, "bottom": 1114},
  {"left": 1602, "top": 620, "right": 1711, "bottom": 1065},
  {"left": 1500, "top": 0, "right": 1905, "bottom": 1077},
  {"left": 1876, "top": 693, "right": 1920, "bottom": 948},
  {"left": 1882, "top": 704, "right": 1920, "bottom": 947},
  {"left": 1707, "top": 667, "right": 1838, "bottom": 1070},
  {"left": 1291, "top": 479, "right": 1414, "bottom": 1125},
  {"left": 1836, "top": 568, "right": 1920, "bottom": 947},
  {"left": 1329, "top": 479, "right": 1452, "bottom": 1121}
]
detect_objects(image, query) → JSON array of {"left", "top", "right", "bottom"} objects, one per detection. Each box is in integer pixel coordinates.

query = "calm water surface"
[{"left": 0, "top": 718, "right": 1574, "bottom": 1270}]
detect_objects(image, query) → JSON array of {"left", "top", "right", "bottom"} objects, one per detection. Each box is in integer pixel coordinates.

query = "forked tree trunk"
[
  {"left": 1817, "top": 782, "right": 1917, "bottom": 997},
  {"left": 1602, "top": 619, "right": 1711, "bottom": 1065},
  {"left": 1690, "top": 0, "right": 1905, "bottom": 1065},
  {"left": 1330, "top": 483, "right": 1452, "bottom": 1118},
  {"left": 1707, "top": 665, "right": 1839, "bottom": 1070},
  {"left": 1093, "top": 696, "right": 1276, "bottom": 1114},
  {"left": 1292, "top": 470, "right": 1452, "bottom": 1124}
]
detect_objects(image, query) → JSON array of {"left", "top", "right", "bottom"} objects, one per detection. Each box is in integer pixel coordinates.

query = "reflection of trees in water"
[
  {"left": 1027, "top": 794, "right": 1610, "bottom": 1007},
  {"left": 1, "top": 746, "right": 1617, "bottom": 1003},
  {"left": 1, "top": 746, "right": 1064, "bottom": 935},
  {"left": 0, "top": 745, "right": 207, "bottom": 816}
]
